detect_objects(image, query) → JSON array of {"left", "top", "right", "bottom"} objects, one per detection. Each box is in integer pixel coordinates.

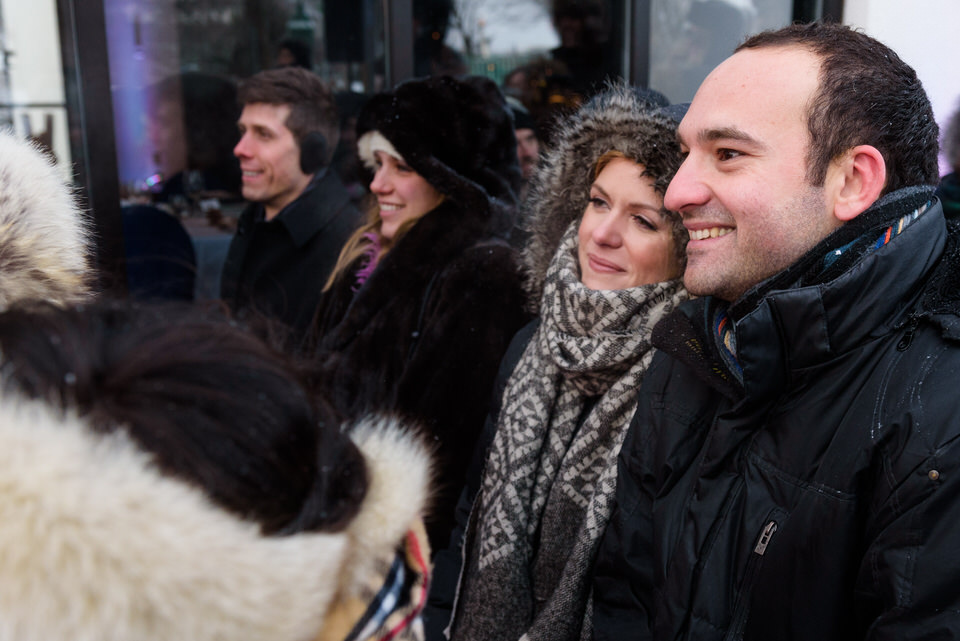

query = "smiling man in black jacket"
[
  {"left": 220, "top": 68, "right": 360, "bottom": 338},
  {"left": 592, "top": 22, "right": 960, "bottom": 641}
]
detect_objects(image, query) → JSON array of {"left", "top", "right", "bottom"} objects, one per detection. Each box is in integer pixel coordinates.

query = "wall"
[
  {"left": 844, "top": 0, "right": 960, "bottom": 173},
  {"left": 1, "top": 0, "right": 71, "bottom": 169}
]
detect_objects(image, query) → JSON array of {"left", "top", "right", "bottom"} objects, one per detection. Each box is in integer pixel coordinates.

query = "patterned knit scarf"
[{"left": 451, "top": 225, "right": 688, "bottom": 641}]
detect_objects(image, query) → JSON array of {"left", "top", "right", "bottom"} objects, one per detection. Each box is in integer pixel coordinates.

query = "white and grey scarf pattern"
[{"left": 452, "top": 224, "right": 688, "bottom": 641}]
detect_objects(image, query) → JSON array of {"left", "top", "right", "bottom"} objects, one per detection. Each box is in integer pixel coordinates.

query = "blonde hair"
[
  {"left": 594, "top": 149, "right": 629, "bottom": 180},
  {"left": 322, "top": 197, "right": 434, "bottom": 292}
]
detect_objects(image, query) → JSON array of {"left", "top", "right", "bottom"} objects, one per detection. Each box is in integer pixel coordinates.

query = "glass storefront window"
[
  {"left": 104, "top": 0, "right": 386, "bottom": 205},
  {"left": 419, "top": 0, "right": 626, "bottom": 145},
  {"left": 49, "top": 0, "right": 827, "bottom": 295},
  {"left": 99, "top": 0, "right": 388, "bottom": 298}
]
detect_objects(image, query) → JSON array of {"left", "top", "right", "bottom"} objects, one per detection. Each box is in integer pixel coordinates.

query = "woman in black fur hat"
[
  {"left": 429, "top": 84, "right": 690, "bottom": 641},
  {"left": 309, "top": 75, "right": 530, "bottom": 552}
]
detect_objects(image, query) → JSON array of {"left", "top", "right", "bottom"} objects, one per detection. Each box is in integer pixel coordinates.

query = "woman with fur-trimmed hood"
[
  {"left": 431, "top": 84, "right": 690, "bottom": 641},
  {"left": 0, "top": 129, "right": 91, "bottom": 309},
  {"left": 308, "top": 75, "right": 530, "bottom": 551},
  {"left": 0, "top": 301, "right": 431, "bottom": 641}
]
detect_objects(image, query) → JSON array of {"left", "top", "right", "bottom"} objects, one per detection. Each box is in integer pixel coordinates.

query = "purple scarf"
[{"left": 353, "top": 232, "right": 382, "bottom": 292}]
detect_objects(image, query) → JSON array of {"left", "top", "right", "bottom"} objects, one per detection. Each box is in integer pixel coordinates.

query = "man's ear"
[
  {"left": 299, "top": 132, "right": 328, "bottom": 175},
  {"left": 827, "top": 145, "right": 887, "bottom": 222}
]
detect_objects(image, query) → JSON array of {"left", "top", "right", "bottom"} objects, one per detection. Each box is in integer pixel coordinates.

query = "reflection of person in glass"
[
  {"left": 937, "top": 103, "right": 960, "bottom": 219},
  {"left": 275, "top": 36, "right": 312, "bottom": 69},
  {"left": 549, "top": 0, "right": 616, "bottom": 97},
  {"left": 667, "top": 0, "right": 749, "bottom": 101},
  {"left": 145, "top": 73, "right": 242, "bottom": 205},
  {"left": 413, "top": 0, "right": 467, "bottom": 77}
]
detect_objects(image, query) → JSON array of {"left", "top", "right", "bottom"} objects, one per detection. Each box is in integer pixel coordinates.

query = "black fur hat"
[{"left": 357, "top": 75, "right": 521, "bottom": 210}]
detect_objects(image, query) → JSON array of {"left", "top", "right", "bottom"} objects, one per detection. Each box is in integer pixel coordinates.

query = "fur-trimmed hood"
[
  {"left": 520, "top": 84, "right": 687, "bottom": 311},
  {"left": 0, "top": 393, "right": 430, "bottom": 641},
  {"left": 0, "top": 130, "right": 91, "bottom": 309},
  {"left": 356, "top": 75, "right": 521, "bottom": 218}
]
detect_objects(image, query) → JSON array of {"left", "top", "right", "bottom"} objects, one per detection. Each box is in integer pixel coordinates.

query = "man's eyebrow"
[{"left": 697, "top": 126, "right": 767, "bottom": 150}]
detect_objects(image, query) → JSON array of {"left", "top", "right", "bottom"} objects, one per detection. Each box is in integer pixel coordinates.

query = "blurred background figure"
[
  {"left": 414, "top": 0, "right": 467, "bottom": 77},
  {"left": 506, "top": 96, "right": 541, "bottom": 203},
  {"left": 502, "top": 58, "right": 583, "bottom": 148},
  {"left": 144, "top": 72, "right": 242, "bottom": 208},
  {"left": 121, "top": 204, "right": 197, "bottom": 301},
  {"left": 651, "top": 0, "right": 753, "bottom": 102},
  {"left": 275, "top": 36, "right": 313, "bottom": 69},
  {"left": 938, "top": 101, "right": 960, "bottom": 219},
  {"left": 332, "top": 90, "right": 372, "bottom": 208},
  {"left": 0, "top": 300, "right": 432, "bottom": 641},
  {"left": 127, "top": 73, "right": 243, "bottom": 303},
  {"left": 549, "top": 0, "right": 617, "bottom": 97}
]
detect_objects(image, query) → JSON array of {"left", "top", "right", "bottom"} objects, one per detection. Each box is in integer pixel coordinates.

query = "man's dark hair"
[
  {"left": 738, "top": 22, "right": 939, "bottom": 194},
  {"left": 238, "top": 67, "right": 339, "bottom": 155},
  {"left": 0, "top": 300, "right": 367, "bottom": 535}
]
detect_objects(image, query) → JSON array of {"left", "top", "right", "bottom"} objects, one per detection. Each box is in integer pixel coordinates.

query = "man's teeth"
[{"left": 690, "top": 227, "right": 733, "bottom": 241}]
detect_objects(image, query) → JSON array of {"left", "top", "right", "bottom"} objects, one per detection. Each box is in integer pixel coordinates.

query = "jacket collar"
[
  {"left": 655, "top": 187, "right": 944, "bottom": 402},
  {"left": 252, "top": 170, "right": 353, "bottom": 249},
  {"left": 320, "top": 197, "right": 497, "bottom": 353}
]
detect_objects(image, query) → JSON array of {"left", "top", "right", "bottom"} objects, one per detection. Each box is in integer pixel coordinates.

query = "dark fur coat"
[{"left": 311, "top": 199, "right": 529, "bottom": 549}]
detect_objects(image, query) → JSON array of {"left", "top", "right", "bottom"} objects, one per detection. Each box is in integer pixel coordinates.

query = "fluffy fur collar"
[
  {"left": 321, "top": 197, "right": 503, "bottom": 353},
  {"left": 0, "top": 391, "right": 430, "bottom": 641},
  {"left": 0, "top": 130, "right": 91, "bottom": 310},
  {"left": 520, "top": 84, "right": 684, "bottom": 312}
]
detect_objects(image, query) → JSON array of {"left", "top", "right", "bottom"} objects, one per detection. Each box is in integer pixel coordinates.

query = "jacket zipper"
[
  {"left": 897, "top": 312, "right": 921, "bottom": 352},
  {"left": 723, "top": 515, "right": 782, "bottom": 641}
]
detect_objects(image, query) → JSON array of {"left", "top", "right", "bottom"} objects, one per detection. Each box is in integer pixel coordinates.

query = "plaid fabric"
[{"left": 318, "top": 521, "right": 430, "bottom": 641}]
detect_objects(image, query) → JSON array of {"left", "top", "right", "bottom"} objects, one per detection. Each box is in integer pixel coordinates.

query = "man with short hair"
[
  {"left": 220, "top": 67, "right": 360, "bottom": 337},
  {"left": 592, "top": 22, "right": 960, "bottom": 640}
]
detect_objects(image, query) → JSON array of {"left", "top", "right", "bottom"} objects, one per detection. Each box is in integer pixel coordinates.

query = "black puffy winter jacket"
[{"left": 592, "top": 190, "right": 960, "bottom": 641}]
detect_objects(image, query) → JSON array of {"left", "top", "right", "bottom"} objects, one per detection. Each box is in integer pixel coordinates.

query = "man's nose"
[
  {"left": 664, "top": 155, "right": 710, "bottom": 212},
  {"left": 234, "top": 134, "right": 251, "bottom": 159}
]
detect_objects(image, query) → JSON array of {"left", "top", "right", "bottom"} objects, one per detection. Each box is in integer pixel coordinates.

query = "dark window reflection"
[
  {"left": 650, "top": 0, "right": 792, "bottom": 103},
  {"left": 103, "top": 0, "right": 386, "bottom": 300},
  {"left": 415, "top": 0, "right": 625, "bottom": 146}
]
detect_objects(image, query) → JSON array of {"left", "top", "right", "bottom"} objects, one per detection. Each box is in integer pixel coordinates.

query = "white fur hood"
[
  {"left": 0, "top": 130, "right": 91, "bottom": 310},
  {"left": 0, "top": 392, "right": 431, "bottom": 641}
]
